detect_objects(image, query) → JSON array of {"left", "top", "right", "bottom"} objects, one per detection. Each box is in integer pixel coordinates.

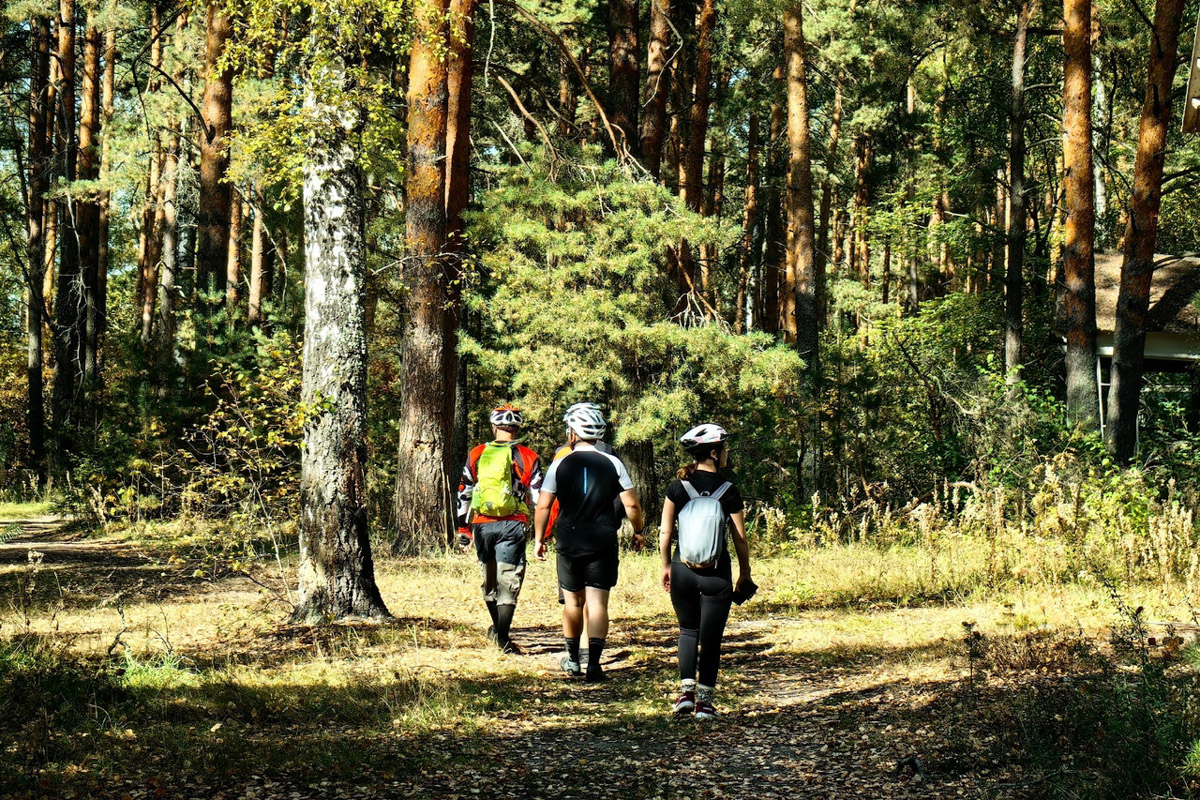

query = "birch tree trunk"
[
  {"left": 1061, "top": 0, "right": 1100, "bottom": 427},
  {"left": 1106, "top": 0, "right": 1186, "bottom": 459},
  {"left": 295, "top": 55, "right": 389, "bottom": 622}
]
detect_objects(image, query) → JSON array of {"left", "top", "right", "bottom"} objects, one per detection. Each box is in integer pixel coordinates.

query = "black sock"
[
  {"left": 566, "top": 636, "right": 581, "bottom": 662},
  {"left": 496, "top": 604, "right": 515, "bottom": 643},
  {"left": 485, "top": 601, "right": 499, "bottom": 627},
  {"left": 588, "top": 637, "right": 605, "bottom": 670}
]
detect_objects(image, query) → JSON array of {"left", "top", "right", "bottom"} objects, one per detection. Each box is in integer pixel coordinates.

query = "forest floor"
[{"left": 2, "top": 513, "right": 1197, "bottom": 799}]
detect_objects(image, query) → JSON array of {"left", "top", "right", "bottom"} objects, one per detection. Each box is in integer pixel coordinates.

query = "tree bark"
[
  {"left": 682, "top": 0, "right": 716, "bottom": 215},
  {"left": 226, "top": 191, "right": 244, "bottom": 310},
  {"left": 699, "top": 71, "right": 728, "bottom": 303},
  {"left": 248, "top": 199, "right": 273, "bottom": 328},
  {"left": 78, "top": 22, "right": 102, "bottom": 387},
  {"left": 52, "top": 0, "right": 80, "bottom": 455},
  {"left": 735, "top": 111, "right": 760, "bottom": 335},
  {"left": 1061, "top": 0, "right": 1100, "bottom": 428},
  {"left": 1105, "top": 0, "right": 1186, "bottom": 459},
  {"left": 852, "top": 133, "right": 871, "bottom": 287},
  {"left": 784, "top": 5, "right": 818, "bottom": 364},
  {"left": 640, "top": 0, "right": 672, "bottom": 176},
  {"left": 27, "top": 15, "right": 52, "bottom": 484},
  {"left": 97, "top": 26, "right": 115, "bottom": 351},
  {"left": 394, "top": 0, "right": 457, "bottom": 555},
  {"left": 1006, "top": 0, "right": 1038, "bottom": 385},
  {"left": 198, "top": 1, "right": 234, "bottom": 313},
  {"left": 816, "top": 74, "right": 844, "bottom": 291},
  {"left": 295, "top": 53, "right": 390, "bottom": 622},
  {"left": 606, "top": 0, "right": 640, "bottom": 155},
  {"left": 762, "top": 94, "right": 785, "bottom": 335}
]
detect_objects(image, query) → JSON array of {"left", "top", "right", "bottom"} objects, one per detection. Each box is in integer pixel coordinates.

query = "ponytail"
[
  {"left": 677, "top": 462, "right": 700, "bottom": 480},
  {"left": 677, "top": 443, "right": 725, "bottom": 479}
]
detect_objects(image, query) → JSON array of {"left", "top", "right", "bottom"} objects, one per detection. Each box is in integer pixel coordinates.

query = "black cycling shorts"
[{"left": 557, "top": 547, "right": 619, "bottom": 592}]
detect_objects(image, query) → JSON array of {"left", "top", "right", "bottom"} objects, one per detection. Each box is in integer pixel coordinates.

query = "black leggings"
[{"left": 669, "top": 561, "right": 733, "bottom": 687}]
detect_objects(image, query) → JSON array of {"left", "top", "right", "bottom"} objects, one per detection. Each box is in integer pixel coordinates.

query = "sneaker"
[
  {"left": 673, "top": 691, "right": 696, "bottom": 715},
  {"left": 561, "top": 656, "right": 582, "bottom": 677},
  {"left": 584, "top": 665, "right": 607, "bottom": 683},
  {"left": 694, "top": 700, "right": 718, "bottom": 720}
]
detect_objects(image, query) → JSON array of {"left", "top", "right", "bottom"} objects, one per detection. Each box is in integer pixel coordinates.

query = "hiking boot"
[
  {"left": 673, "top": 691, "right": 696, "bottom": 715},
  {"left": 584, "top": 665, "right": 607, "bottom": 683},
  {"left": 561, "top": 656, "right": 582, "bottom": 677},
  {"left": 498, "top": 638, "right": 522, "bottom": 655},
  {"left": 694, "top": 700, "right": 718, "bottom": 720},
  {"left": 487, "top": 625, "right": 498, "bottom": 644}
]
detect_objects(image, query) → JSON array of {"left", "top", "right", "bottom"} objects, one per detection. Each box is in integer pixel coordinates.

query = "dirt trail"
[{"left": 3, "top": 526, "right": 1012, "bottom": 800}]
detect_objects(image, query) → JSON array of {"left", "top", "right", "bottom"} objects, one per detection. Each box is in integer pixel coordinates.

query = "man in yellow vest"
[{"left": 456, "top": 405, "right": 544, "bottom": 653}]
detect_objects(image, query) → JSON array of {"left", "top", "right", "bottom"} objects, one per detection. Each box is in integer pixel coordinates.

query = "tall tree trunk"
[
  {"left": 1061, "top": 0, "right": 1100, "bottom": 427},
  {"left": 784, "top": 7, "right": 818, "bottom": 362},
  {"left": 1006, "top": 0, "right": 1038, "bottom": 384},
  {"left": 699, "top": 71, "right": 728, "bottom": 303},
  {"left": 248, "top": 199, "right": 272, "bottom": 328},
  {"left": 27, "top": 15, "right": 52, "bottom": 485},
  {"left": 226, "top": 191, "right": 244, "bottom": 310},
  {"left": 52, "top": 0, "right": 80, "bottom": 456},
  {"left": 97, "top": 26, "right": 115, "bottom": 354},
  {"left": 157, "top": 128, "right": 181, "bottom": 352},
  {"left": 295, "top": 50, "right": 389, "bottom": 622},
  {"left": 682, "top": 0, "right": 715, "bottom": 214},
  {"left": 735, "top": 111, "right": 760, "bottom": 335},
  {"left": 198, "top": 0, "right": 234, "bottom": 317},
  {"left": 394, "top": 0, "right": 456, "bottom": 554},
  {"left": 558, "top": 51, "right": 577, "bottom": 136},
  {"left": 640, "top": 0, "right": 672, "bottom": 176},
  {"left": 816, "top": 74, "right": 844, "bottom": 290},
  {"left": 78, "top": 22, "right": 103, "bottom": 388},
  {"left": 607, "top": 0, "right": 640, "bottom": 155},
  {"left": 762, "top": 95, "right": 784, "bottom": 335},
  {"left": 1106, "top": 0, "right": 1186, "bottom": 459},
  {"left": 852, "top": 133, "right": 871, "bottom": 287}
]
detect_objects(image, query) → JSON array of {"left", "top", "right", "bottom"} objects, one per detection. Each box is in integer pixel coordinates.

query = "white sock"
[
  {"left": 697, "top": 684, "right": 714, "bottom": 704},
  {"left": 681, "top": 678, "right": 696, "bottom": 694}
]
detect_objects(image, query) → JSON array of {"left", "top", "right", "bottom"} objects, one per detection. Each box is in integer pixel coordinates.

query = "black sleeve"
[
  {"left": 666, "top": 479, "right": 687, "bottom": 509},
  {"left": 721, "top": 482, "right": 745, "bottom": 516}
]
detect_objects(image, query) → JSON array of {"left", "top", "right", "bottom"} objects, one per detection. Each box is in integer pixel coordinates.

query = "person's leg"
[
  {"left": 581, "top": 547, "right": 617, "bottom": 681},
  {"left": 475, "top": 525, "right": 499, "bottom": 636},
  {"left": 558, "top": 553, "right": 585, "bottom": 674},
  {"left": 669, "top": 563, "right": 702, "bottom": 687},
  {"left": 695, "top": 574, "right": 733, "bottom": 714},
  {"left": 492, "top": 521, "right": 528, "bottom": 651}
]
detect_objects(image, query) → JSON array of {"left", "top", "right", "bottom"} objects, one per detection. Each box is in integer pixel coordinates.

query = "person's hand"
[
  {"left": 534, "top": 539, "right": 547, "bottom": 561},
  {"left": 632, "top": 529, "right": 645, "bottom": 552},
  {"left": 661, "top": 565, "right": 671, "bottom": 593},
  {"left": 734, "top": 573, "right": 750, "bottom": 594},
  {"left": 456, "top": 528, "right": 472, "bottom": 552}
]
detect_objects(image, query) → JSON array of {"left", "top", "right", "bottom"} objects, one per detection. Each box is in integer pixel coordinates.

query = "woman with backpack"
[{"left": 658, "top": 423, "right": 751, "bottom": 719}]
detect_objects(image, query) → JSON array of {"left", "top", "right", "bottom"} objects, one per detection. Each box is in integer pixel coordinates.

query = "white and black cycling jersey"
[{"left": 542, "top": 443, "right": 634, "bottom": 557}]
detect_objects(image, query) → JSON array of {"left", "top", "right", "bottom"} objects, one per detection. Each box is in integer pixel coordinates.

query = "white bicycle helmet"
[
  {"left": 680, "top": 423, "right": 727, "bottom": 451},
  {"left": 489, "top": 404, "right": 524, "bottom": 429},
  {"left": 564, "top": 402, "right": 606, "bottom": 440}
]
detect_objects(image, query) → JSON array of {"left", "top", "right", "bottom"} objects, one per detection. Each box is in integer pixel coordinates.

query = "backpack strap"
[
  {"left": 681, "top": 481, "right": 701, "bottom": 500},
  {"left": 709, "top": 482, "right": 733, "bottom": 500}
]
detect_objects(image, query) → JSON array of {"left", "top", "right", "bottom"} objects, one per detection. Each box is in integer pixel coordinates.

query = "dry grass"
[{"left": 4, "top": 517, "right": 1200, "bottom": 798}]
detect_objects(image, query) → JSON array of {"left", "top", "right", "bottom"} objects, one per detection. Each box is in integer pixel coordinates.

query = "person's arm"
[
  {"left": 620, "top": 489, "right": 644, "bottom": 548},
  {"left": 659, "top": 497, "right": 676, "bottom": 593},
  {"left": 533, "top": 491, "right": 555, "bottom": 560},
  {"left": 454, "top": 454, "right": 477, "bottom": 550},
  {"left": 729, "top": 510, "right": 751, "bottom": 591}
]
